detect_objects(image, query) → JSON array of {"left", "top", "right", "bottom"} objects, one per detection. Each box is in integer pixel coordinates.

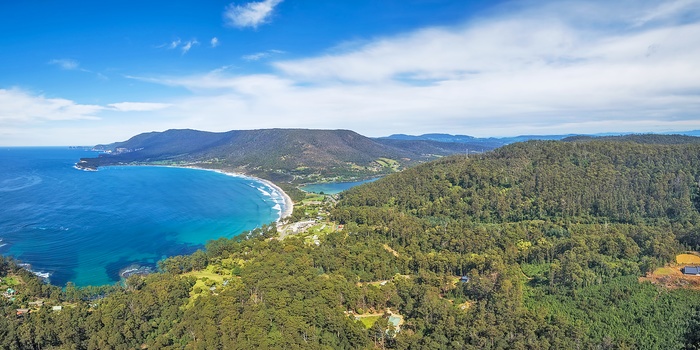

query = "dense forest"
[{"left": 3, "top": 137, "right": 700, "bottom": 349}]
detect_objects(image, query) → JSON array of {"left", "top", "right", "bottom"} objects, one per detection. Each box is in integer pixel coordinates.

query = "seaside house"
[{"left": 4, "top": 288, "right": 17, "bottom": 298}]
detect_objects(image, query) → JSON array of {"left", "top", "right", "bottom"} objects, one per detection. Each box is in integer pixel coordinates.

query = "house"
[
  {"left": 16, "top": 308, "right": 30, "bottom": 316},
  {"left": 459, "top": 275, "right": 470, "bottom": 283},
  {"left": 683, "top": 266, "right": 700, "bottom": 275},
  {"left": 3, "top": 288, "right": 17, "bottom": 298}
]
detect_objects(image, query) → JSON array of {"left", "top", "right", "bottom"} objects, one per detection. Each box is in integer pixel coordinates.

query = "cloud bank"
[
  {"left": 5, "top": 0, "right": 700, "bottom": 145},
  {"left": 135, "top": 0, "right": 700, "bottom": 136},
  {"left": 108, "top": 102, "right": 171, "bottom": 112},
  {"left": 0, "top": 88, "right": 102, "bottom": 124}
]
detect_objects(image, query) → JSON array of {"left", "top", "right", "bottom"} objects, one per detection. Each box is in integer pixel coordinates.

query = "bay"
[{"left": 0, "top": 147, "right": 283, "bottom": 286}]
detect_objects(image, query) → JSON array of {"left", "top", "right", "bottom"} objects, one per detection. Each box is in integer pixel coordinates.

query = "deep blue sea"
[
  {"left": 0, "top": 147, "right": 284, "bottom": 286},
  {"left": 300, "top": 178, "right": 379, "bottom": 195}
]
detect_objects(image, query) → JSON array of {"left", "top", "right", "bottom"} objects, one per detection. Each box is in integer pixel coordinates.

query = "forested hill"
[
  {"left": 329, "top": 138, "right": 700, "bottom": 348},
  {"left": 5, "top": 138, "right": 700, "bottom": 349},
  {"left": 337, "top": 138, "right": 700, "bottom": 225},
  {"left": 562, "top": 133, "right": 700, "bottom": 144},
  {"left": 78, "top": 129, "right": 479, "bottom": 180}
]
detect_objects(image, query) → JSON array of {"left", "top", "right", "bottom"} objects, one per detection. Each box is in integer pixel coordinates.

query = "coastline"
[
  {"left": 80, "top": 163, "right": 294, "bottom": 223},
  {"left": 180, "top": 166, "right": 294, "bottom": 222}
]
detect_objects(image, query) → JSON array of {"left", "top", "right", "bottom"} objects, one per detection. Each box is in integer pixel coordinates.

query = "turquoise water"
[
  {"left": 300, "top": 178, "right": 379, "bottom": 195},
  {"left": 0, "top": 148, "right": 284, "bottom": 286}
]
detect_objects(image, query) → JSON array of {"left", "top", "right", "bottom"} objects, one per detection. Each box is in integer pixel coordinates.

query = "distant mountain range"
[
  {"left": 78, "top": 129, "right": 479, "bottom": 182},
  {"left": 380, "top": 130, "right": 700, "bottom": 146}
]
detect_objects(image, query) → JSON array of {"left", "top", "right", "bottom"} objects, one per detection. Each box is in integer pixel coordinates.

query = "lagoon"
[{"left": 300, "top": 178, "right": 379, "bottom": 195}]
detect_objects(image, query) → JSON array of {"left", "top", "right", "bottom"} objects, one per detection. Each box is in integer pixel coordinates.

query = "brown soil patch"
[
  {"left": 383, "top": 244, "right": 399, "bottom": 257},
  {"left": 640, "top": 265, "right": 700, "bottom": 290}
]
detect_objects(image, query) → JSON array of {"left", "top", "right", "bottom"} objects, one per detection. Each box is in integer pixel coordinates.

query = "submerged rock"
[{"left": 119, "top": 264, "right": 154, "bottom": 279}]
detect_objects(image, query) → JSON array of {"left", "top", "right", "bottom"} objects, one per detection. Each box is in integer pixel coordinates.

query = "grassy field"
[
  {"left": 182, "top": 266, "right": 233, "bottom": 307},
  {"left": 676, "top": 253, "right": 700, "bottom": 265},
  {"left": 356, "top": 315, "right": 382, "bottom": 329},
  {"left": 376, "top": 158, "right": 399, "bottom": 168},
  {"left": 183, "top": 269, "right": 227, "bottom": 283},
  {"left": 653, "top": 267, "right": 676, "bottom": 275},
  {"left": 1, "top": 276, "right": 20, "bottom": 286},
  {"left": 301, "top": 194, "right": 325, "bottom": 204}
]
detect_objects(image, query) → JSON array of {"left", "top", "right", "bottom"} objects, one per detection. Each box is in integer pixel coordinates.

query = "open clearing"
[
  {"left": 653, "top": 267, "right": 675, "bottom": 275},
  {"left": 183, "top": 269, "right": 227, "bottom": 283},
  {"left": 356, "top": 315, "right": 382, "bottom": 328},
  {"left": 676, "top": 253, "right": 700, "bottom": 265},
  {"left": 640, "top": 253, "right": 700, "bottom": 289}
]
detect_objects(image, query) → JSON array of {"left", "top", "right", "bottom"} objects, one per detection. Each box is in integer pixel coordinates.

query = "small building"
[
  {"left": 3, "top": 288, "right": 17, "bottom": 298},
  {"left": 16, "top": 308, "right": 30, "bottom": 316},
  {"left": 459, "top": 275, "right": 470, "bottom": 283},
  {"left": 683, "top": 266, "right": 700, "bottom": 275},
  {"left": 52, "top": 306, "right": 62, "bottom": 312}
]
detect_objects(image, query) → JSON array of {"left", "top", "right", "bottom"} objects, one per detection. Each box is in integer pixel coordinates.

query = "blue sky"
[{"left": 1, "top": 0, "right": 700, "bottom": 145}]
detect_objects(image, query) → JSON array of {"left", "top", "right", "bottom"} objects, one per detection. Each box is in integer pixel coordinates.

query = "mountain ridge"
[
  {"left": 79, "top": 128, "right": 487, "bottom": 182},
  {"left": 380, "top": 130, "right": 700, "bottom": 147}
]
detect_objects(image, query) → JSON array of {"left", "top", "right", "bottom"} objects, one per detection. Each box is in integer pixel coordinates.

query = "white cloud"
[
  {"left": 11, "top": 0, "right": 700, "bottom": 146},
  {"left": 632, "top": 0, "right": 700, "bottom": 26},
  {"left": 48, "top": 59, "right": 80, "bottom": 70},
  {"left": 128, "top": 0, "right": 700, "bottom": 137},
  {"left": 159, "top": 38, "right": 199, "bottom": 54},
  {"left": 108, "top": 102, "right": 172, "bottom": 112},
  {"left": 0, "top": 88, "right": 102, "bottom": 124},
  {"left": 211, "top": 37, "right": 220, "bottom": 48},
  {"left": 224, "top": 0, "right": 283, "bottom": 29},
  {"left": 0, "top": 90, "right": 180, "bottom": 145},
  {"left": 242, "top": 53, "right": 267, "bottom": 61},
  {"left": 168, "top": 38, "right": 181, "bottom": 49},
  {"left": 242, "top": 49, "right": 284, "bottom": 61},
  {"left": 181, "top": 39, "right": 199, "bottom": 54}
]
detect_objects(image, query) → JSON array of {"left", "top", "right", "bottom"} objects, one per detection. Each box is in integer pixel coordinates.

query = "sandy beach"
[{"left": 254, "top": 177, "right": 295, "bottom": 221}]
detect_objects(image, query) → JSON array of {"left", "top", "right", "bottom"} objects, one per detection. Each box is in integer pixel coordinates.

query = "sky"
[{"left": 1, "top": 0, "right": 700, "bottom": 146}]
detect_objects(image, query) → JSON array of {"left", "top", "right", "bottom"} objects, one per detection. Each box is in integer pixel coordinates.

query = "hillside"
[
  {"left": 4, "top": 137, "right": 700, "bottom": 349},
  {"left": 79, "top": 129, "right": 486, "bottom": 182}
]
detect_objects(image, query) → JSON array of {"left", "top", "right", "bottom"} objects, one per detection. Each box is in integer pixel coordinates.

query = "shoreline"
[
  {"left": 80, "top": 163, "right": 294, "bottom": 223},
  {"left": 154, "top": 165, "right": 295, "bottom": 223}
]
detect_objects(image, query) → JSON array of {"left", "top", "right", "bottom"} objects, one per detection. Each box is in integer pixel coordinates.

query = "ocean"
[{"left": 0, "top": 147, "right": 284, "bottom": 286}]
